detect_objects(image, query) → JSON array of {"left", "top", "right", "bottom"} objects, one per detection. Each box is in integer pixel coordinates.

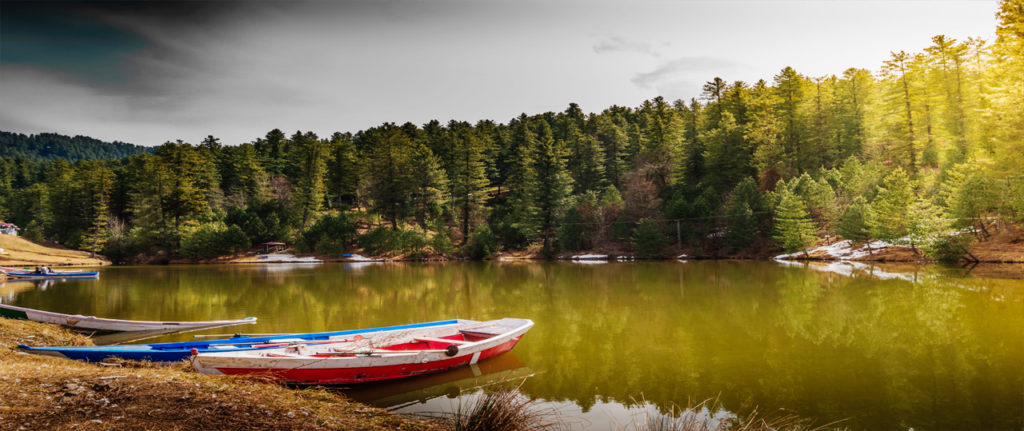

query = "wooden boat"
[
  {"left": 192, "top": 318, "right": 533, "bottom": 385},
  {"left": 0, "top": 301, "right": 256, "bottom": 334},
  {"left": 0, "top": 267, "right": 99, "bottom": 279},
  {"left": 19, "top": 319, "right": 459, "bottom": 362}
]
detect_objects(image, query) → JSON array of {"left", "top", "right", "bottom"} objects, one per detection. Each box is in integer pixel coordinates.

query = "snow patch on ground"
[
  {"left": 256, "top": 254, "right": 323, "bottom": 263},
  {"left": 773, "top": 240, "right": 899, "bottom": 261},
  {"left": 572, "top": 254, "right": 609, "bottom": 260}
]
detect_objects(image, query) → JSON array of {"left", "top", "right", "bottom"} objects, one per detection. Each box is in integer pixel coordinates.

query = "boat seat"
[{"left": 414, "top": 336, "right": 469, "bottom": 345}]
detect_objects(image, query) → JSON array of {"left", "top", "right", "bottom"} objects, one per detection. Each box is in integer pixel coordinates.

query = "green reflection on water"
[{"left": 5, "top": 261, "right": 1024, "bottom": 430}]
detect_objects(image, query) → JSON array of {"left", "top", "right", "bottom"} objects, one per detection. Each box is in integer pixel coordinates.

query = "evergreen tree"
[
  {"left": 701, "top": 111, "right": 751, "bottom": 192},
  {"left": 870, "top": 168, "right": 915, "bottom": 244},
  {"left": 326, "top": 133, "right": 360, "bottom": 209},
  {"left": 447, "top": 125, "right": 490, "bottom": 243},
  {"left": 531, "top": 122, "right": 573, "bottom": 255},
  {"left": 363, "top": 125, "right": 416, "bottom": 228},
  {"left": 773, "top": 188, "right": 817, "bottom": 256},
  {"left": 593, "top": 114, "right": 629, "bottom": 189},
  {"left": 837, "top": 196, "right": 872, "bottom": 242},
  {"left": 724, "top": 200, "right": 757, "bottom": 251},
  {"left": 290, "top": 131, "right": 328, "bottom": 230},
  {"left": 80, "top": 163, "right": 113, "bottom": 254}
]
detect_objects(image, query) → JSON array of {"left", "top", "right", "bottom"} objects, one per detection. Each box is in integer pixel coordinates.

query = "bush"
[
  {"left": 465, "top": 225, "right": 498, "bottom": 260},
  {"left": 556, "top": 208, "right": 587, "bottom": 252},
  {"left": 431, "top": 229, "right": 455, "bottom": 256},
  {"left": 179, "top": 222, "right": 250, "bottom": 260},
  {"left": 358, "top": 226, "right": 429, "bottom": 256},
  {"left": 922, "top": 232, "right": 976, "bottom": 262},
  {"left": 632, "top": 218, "right": 667, "bottom": 258},
  {"left": 297, "top": 212, "right": 357, "bottom": 256}
]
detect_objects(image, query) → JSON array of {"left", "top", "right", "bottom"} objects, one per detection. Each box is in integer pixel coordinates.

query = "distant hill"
[{"left": 0, "top": 131, "right": 152, "bottom": 161}]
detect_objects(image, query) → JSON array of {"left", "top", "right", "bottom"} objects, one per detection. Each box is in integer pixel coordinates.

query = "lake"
[{"left": 3, "top": 261, "right": 1023, "bottom": 430}]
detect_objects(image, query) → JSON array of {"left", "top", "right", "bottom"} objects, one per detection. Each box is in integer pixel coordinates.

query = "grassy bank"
[
  {"left": 0, "top": 235, "right": 109, "bottom": 267},
  {"left": 0, "top": 319, "right": 440, "bottom": 431}
]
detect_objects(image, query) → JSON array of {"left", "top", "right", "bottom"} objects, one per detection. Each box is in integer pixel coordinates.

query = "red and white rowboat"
[{"left": 191, "top": 318, "right": 533, "bottom": 385}]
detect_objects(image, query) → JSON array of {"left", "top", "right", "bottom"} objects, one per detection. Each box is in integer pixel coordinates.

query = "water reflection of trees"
[{"left": 10, "top": 262, "right": 1024, "bottom": 429}]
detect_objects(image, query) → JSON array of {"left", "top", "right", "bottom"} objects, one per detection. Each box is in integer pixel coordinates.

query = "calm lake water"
[{"left": 3, "top": 261, "right": 1024, "bottom": 430}]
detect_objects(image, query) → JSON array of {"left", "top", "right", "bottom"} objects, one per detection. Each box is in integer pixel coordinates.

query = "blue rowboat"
[
  {"left": 18, "top": 319, "right": 459, "bottom": 363},
  {"left": 1, "top": 269, "right": 99, "bottom": 279}
]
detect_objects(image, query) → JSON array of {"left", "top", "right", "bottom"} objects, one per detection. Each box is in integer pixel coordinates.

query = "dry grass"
[
  {"left": 0, "top": 235, "right": 108, "bottom": 267},
  {"left": 0, "top": 319, "right": 441, "bottom": 431},
  {"left": 446, "top": 388, "right": 563, "bottom": 431}
]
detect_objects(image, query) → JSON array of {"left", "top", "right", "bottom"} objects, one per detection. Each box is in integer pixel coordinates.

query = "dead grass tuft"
[
  {"left": 0, "top": 319, "right": 440, "bottom": 431},
  {"left": 446, "top": 388, "right": 563, "bottom": 431}
]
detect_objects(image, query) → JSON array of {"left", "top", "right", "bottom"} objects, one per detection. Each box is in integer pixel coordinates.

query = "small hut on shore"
[{"left": 259, "top": 241, "right": 287, "bottom": 254}]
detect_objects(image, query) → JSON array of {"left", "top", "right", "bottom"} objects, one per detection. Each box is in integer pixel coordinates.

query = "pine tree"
[
  {"left": 80, "top": 163, "right": 113, "bottom": 255},
  {"left": 774, "top": 67, "right": 807, "bottom": 173},
  {"left": 410, "top": 144, "right": 447, "bottom": 229},
  {"left": 724, "top": 200, "right": 756, "bottom": 251},
  {"left": 881, "top": 51, "right": 919, "bottom": 175},
  {"left": 567, "top": 134, "right": 606, "bottom": 195},
  {"left": 501, "top": 115, "right": 539, "bottom": 243},
  {"left": 290, "top": 131, "right": 328, "bottom": 230},
  {"left": 326, "top": 133, "right": 359, "bottom": 209},
  {"left": 870, "top": 168, "right": 914, "bottom": 244},
  {"left": 448, "top": 126, "right": 490, "bottom": 243},
  {"left": 531, "top": 121, "right": 573, "bottom": 256},
  {"left": 637, "top": 97, "right": 684, "bottom": 189},
  {"left": 773, "top": 188, "right": 816, "bottom": 256},
  {"left": 837, "top": 196, "right": 872, "bottom": 242},
  {"left": 593, "top": 114, "right": 629, "bottom": 189},
  {"left": 701, "top": 111, "right": 751, "bottom": 192},
  {"left": 364, "top": 125, "right": 417, "bottom": 228},
  {"left": 907, "top": 197, "right": 947, "bottom": 254}
]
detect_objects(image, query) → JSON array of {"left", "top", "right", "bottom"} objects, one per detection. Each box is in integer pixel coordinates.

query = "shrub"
[
  {"left": 556, "top": 208, "right": 587, "bottom": 252},
  {"left": 179, "top": 222, "right": 250, "bottom": 260},
  {"left": 431, "top": 229, "right": 455, "bottom": 256},
  {"left": 357, "top": 226, "right": 429, "bottom": 256},
  {"left": 632, "top": 218, "right": 667, "bottom": 258},
  {"left": 465, "top": 225, "right": 498, "bottom": 260},
  {"left": 922, "top": 232, "right": 976, "bottom": 262},
  {"left": 297, "top": 212, "right": 357, "bottom": 256}
]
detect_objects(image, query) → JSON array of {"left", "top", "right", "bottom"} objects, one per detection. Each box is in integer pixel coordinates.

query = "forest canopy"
[{"left": 1, "top": 0, "right": 1022, "bottom": 263}]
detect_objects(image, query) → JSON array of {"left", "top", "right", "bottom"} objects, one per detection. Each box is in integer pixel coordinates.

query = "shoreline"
[{"left": 3, "top": 229, "right": 1024, "bottom": 268}]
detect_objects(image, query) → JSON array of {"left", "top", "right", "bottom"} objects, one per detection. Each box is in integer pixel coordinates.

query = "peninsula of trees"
[{"left": 1, "top": 1, "right": 1022, "bottom": 263}]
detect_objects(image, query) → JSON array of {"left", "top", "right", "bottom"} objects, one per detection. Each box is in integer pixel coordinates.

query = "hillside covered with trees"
[
  {"left": 1, "top": 1, "right": 1022, "bottom": 263},
  {"left": 0, "top": 132, "right": 151, "bottom": 162}
]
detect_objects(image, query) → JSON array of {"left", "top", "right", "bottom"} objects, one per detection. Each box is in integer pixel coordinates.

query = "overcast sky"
[{"left": 0, "top": 0, "right": 999, "bottom": 146}]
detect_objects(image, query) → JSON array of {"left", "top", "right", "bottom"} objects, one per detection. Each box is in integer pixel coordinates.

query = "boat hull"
[
  {"left": 19, "top": 319, "right": 461, "bottom": 362},
  {"left": 193, "top": 319, "right": 533, "bottom": 385},
  {"left": 2, "top": 270, "right": 99, "bottom": 279},
  {"left": 0, "top": 302, "right": 255, "bottom": 334}
]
